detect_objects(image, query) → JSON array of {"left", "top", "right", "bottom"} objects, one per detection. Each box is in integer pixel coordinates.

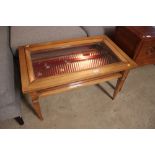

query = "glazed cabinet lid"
[{"left": 18, "top": 35, "right": 136, "bottom": 93}]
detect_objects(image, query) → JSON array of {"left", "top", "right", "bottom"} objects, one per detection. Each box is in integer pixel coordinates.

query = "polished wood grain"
[
  {"left": 30, "top": 92, "right": 43, "bottom": 120},
  {"left": 18, "top": 35, "right": 137, "bottom": 120},
  {"left": 18, "top": 47, "right": 30, "bottom": 92},
  {"left": 114, "top": 26, "right": 155, "bottom": 66},
  {"left": 19, "top": 36, "right": 136, "bottom": 93},
  {"left": 28, "top": 62, "right": 130, "bottom": 92},
  {"left": 38, "top": 73, "right": 122, "bottom": 97},
  {"left": 26, "top": 36, "right": 104, "bottom": 52},
  {"left": 25, "top": 49, "right": 35, "bottom": 82},
  {"left": 113, "top": 71, "right": 129, "bottom": 99}
]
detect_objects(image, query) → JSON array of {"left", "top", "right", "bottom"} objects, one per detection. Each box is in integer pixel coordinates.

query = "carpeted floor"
[{"left": 0, "top": 65, "right": 155, "bottom": 129}]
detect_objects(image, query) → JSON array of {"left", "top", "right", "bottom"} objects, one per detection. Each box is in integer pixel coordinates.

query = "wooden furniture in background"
[
  {"left": 18, "top": 36, "right": 136, "bottom": 120},
  {"left": 114, "top": 26, "right": 155, "bottom": 66}
]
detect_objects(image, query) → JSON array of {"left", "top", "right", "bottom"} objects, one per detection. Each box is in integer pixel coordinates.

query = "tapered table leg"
[
  {"left": 113, "top": 71, "right": 129, "bottom": 99},
  {"left": 30, "top": 92, "right": 43, "bottom": 120}
]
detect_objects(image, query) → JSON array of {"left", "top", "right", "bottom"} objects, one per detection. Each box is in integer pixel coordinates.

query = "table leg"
[
  {"left": 30, "top": 92, "right": 43, "bottom": 120},
  {"left": 113, "top": 71, "right": 129, "bottom": 99}
]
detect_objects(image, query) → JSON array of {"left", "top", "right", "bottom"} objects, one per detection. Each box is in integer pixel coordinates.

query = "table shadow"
[{"left": 96, "top": 81, "right": 116, "bottom": 99}]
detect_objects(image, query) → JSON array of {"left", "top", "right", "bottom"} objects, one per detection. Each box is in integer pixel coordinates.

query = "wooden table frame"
[{"left": 18, "top": 35, "right": 137, "bottom": 120}]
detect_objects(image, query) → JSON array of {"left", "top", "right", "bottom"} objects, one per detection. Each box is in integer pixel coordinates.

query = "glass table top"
[{"left": 31, "top": 43, "right": 120, "bottom": 79}]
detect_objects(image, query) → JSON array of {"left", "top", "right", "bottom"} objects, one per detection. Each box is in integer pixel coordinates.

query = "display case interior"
[{"left": 31, "top": 43, "right": 120, "bottom": 79}]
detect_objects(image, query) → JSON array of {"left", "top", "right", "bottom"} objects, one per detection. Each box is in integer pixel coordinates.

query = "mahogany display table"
[{"left": 18, "top": 36, "right": 136, "bottom": 120}]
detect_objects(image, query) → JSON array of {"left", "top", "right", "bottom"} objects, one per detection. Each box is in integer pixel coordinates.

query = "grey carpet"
[{"left": 0, "top": 65, "right": 155, "bottom": 128}]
